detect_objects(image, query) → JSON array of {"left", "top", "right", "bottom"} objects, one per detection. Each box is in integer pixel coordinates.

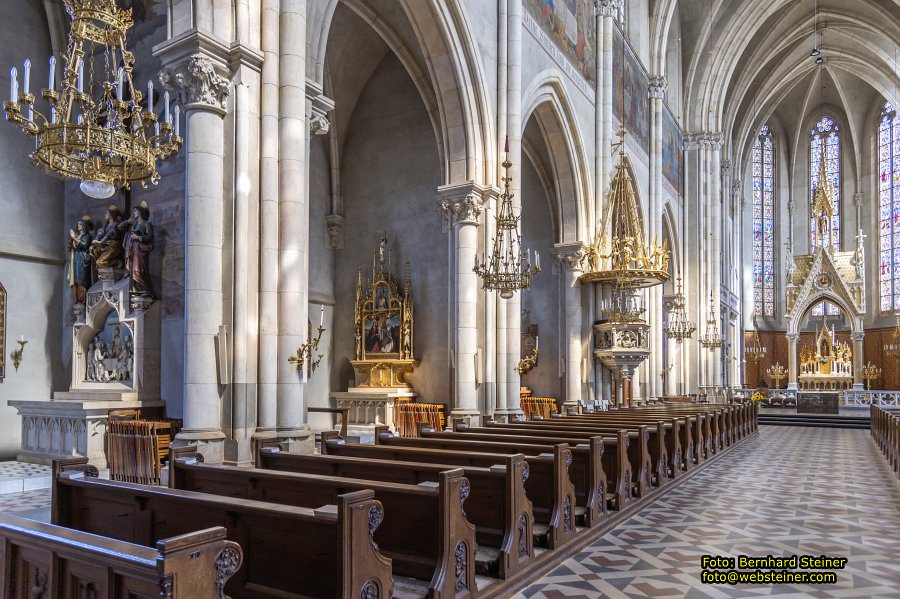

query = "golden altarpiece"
[
  {"left": 330, "top": 234, "right": 419, "bottom": 433},
  {"left": 784, "top": 152, "right": 866, "bottom": 393}
]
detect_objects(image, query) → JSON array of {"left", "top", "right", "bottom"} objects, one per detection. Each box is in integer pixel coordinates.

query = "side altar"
[
  {"left": 330, "top": 234, "right": 419, "bottom": 431},
  {"left": 10, "top": 206, "right": 163, "bottom": 468}
]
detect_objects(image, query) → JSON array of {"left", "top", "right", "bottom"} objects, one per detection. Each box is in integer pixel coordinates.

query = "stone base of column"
[
  {"left": 449, "top": 409, "right": 481, "bottom": 429},
  {"left": 561, "top": 400, "right": 582, "bottom": 415},
  {"left": 276, "top": 427, "right": 315, "bottom": 455},
  {"left": 492, "top": 408, "right": 523, "bottom": 423},
  {"left": 173, "top": 429, "right": 227, "bottom": 463},
  {"left": 787, "top": 382, "right": 799, "bottom": 391}
]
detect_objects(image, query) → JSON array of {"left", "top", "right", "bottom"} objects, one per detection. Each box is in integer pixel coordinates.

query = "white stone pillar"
[
  {"left": 158, "top": 53, "right": 231, "bottom": 461},
  {"left": 648, "top": 76, "right": 666, "bottom": 401},
  {"left": 440, "top": 185, "right": 489, "bottom": 424},
  {"left": 256, "top": 0, "right": 280, "bottom": 438},
  {"left": 787, "top": 333, "right": 799, "bottom": 390},
  {"left": 851, "top": 331, "right": 864, "bottom": 389},
  {"left": 554, "top": 244, "right": 586, "bottom": 411},
  {"left": 708, "top": 134, "right": 723, "bottom": 389},
  {"left": 276, "top": 0, "right": 310, "bottom": 444},
  {"left": 500, "top": 0, "right": 523, "bottom": 418}
]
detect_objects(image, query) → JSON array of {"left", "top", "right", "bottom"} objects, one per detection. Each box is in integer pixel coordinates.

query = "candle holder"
[
  {"left": 514, "top": 346, "right": 539, "bottom": 375},
  {"left": 766, "top": 362, "right": 787, "bottom": 389},
  {"left": 11, "top": 337, "right": 27, "bottom": 372},
  {"left": 862, "top": 361, "right": 881, "bottom": 390},
  {"left": 288, "top": 320, "right": 326, "bottom": 375}
]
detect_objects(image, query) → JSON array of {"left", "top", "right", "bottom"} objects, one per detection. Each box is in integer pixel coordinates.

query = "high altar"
[
  {"left": 330, "top": 233, "right": 419, "bottom": 431},
  {"left": 798, "top": 324, "right": 853, "bottom": 391}
]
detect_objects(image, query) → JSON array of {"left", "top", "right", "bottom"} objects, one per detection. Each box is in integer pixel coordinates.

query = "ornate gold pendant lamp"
[
  {"left": 475, "top": 144, "right": 540, "bottom": 298},
  {"left": 745, "top": 318, "right": 766, "bottom": 364},
  {"left": 884, "top": 312, "right": 900, "bottom": 360},
  {"left": 699, "top": 290, "right": 723, "bottom": 349},
  {"left": 4, "top": 0, "right": 182, "bottom": 199},
  {"left": 664, "top": 275, "right": 696, "bottom": 341}
]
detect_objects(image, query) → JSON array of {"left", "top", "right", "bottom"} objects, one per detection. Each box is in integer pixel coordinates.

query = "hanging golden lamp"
[
  {"left": 745, "top": 319, "right": 767, "bottom": 364},
  {"left": 580, "top": 139, "right": 670, "bottom": 289},
  {"left": 474, "top": 143, "right": 540, "bottom": 299},
  {"left": 4, "top": 0, "right": 182, "bottom": 199},
  {"left": 664, "top": 275, "right": 696, "bottom": 341},
  {"left": 699, "top": 290, "right": 723, "bottom": 349}
]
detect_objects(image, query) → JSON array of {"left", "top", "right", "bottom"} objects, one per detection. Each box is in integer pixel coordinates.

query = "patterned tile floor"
[{"left": 517, "top": 426, "right": 900, "bottom": 598}]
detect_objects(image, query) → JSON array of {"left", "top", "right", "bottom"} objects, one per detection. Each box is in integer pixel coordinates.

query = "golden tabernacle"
[
  {"left": 798, "top": 323, "right": 853, "bottom": 391},
  {"left": 351, "top": 233, "right": 418, "bottom": 388}
]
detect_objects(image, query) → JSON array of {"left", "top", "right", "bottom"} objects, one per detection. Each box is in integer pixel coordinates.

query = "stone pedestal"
[
  {"left": 330, "top": 388, "right": 417, "bottom": 432},
  {"left": 797, "top": 391, "right": 839, "bottom": 415},
  {"left": 9, "top": 393, "right": 165, "bottom": 469}
]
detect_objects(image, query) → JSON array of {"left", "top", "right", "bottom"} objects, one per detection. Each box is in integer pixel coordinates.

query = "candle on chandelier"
[
  {"left": 147, "top": 80, "right": 154, "bottom": 110},
  {"left": 23, "top": 59, "right": 31, "bottom": 95},
  {"left": 535, "top": 251, "right": 540, "bottom": 270},
  {"left": 535, "top": 336, "right": 539, "bottom": 351},
  {"left": 117, "top": 68, "right": 124, "bottom": 101},
  {"left": 174, "top": 105, "right": 180, "bottom": 136},
  {"left": 164, "top": 91, "right": 170, "bottom": 123},
  {"left": 9, "top": 67, "right": 17, "bottom": 102},
  {"left": 77, "top": 60, "right": 84, "bottom": 93},
  {"left": 154, "top": 121, "right": 160, "bottom": 137},
  {"left": 319, "top": 305, "right": 325, "bottom": 327},
  {"left": 48, "top": 56, "right": 55, "bottom": 90}
]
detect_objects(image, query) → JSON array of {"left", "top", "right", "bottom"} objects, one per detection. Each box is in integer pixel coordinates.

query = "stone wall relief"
[{"left": 84, "top": 313, "right": 134, "bottom": 384}]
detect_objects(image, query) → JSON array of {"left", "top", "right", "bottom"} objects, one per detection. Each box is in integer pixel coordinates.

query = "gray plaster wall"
[
  {"left": 331, "top": 53, "right": 448, "bottom": 407},
  {"left": 0, "top": 0, "right": 65, "bottom": 457},
  {"left": 519, "top": 157, "right": 561, "bottom": 398}
]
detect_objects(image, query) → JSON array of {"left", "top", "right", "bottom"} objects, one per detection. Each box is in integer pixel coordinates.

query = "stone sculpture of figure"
[
  {"left": 90, "top": 205, "right": 126, "bottom": 269},
  {"left": 86, "top": 342, "right": 97, "bottom": 381},
  {"left": 116, "top": 341, "right": 131, "bottom": 381},
  {"left": 121, "top": 202, "right": 155, "bottom": 297},
  {"left": 110, "top": 326, "right": 122, "bottom": 358},
  {"left": 93, "top": 340, "right": 108, "bottom": 382},
  {"left": 817, "top": 210, "right": 830, "bottom": 248},
  {"left": 67, "top": 216, "right": 94, "bottom": 303}
]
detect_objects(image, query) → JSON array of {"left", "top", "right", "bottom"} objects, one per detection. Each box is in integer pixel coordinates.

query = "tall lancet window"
[
  {"left": 879, "top": 102, "right": 900, "bottom": 311},
  {"left": 752, "top": 125, "right": 775, "bottom": 316},
  {"left": 809, "top": 116, "right": 841, "bottom": 316}
]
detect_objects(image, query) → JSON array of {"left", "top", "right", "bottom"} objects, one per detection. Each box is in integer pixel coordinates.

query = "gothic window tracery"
[
  {"left": 752, "top": 125, "right": 775, "bottom": 316},
  {"left": 809, "top": 116, "right": 841, "bottom": 316},
  {"left": 879, "top": 102, "right": 900, "bottom": 312}
]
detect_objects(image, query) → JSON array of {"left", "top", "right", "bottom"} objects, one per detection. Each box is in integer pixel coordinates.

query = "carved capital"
[
  {"left": 721, "top": 159, "right": 732, "bottom": 178},
  {"left": 851, "top": 331, "right": 865, "bottom": 342},
  {"left": 552, "top": 242, "right": 588, "bottom": 272},
  {"left": 307, "top": 81, "right": 335, "bottom": 136},
  {"left": 159, "top": 55, "right": 230, "bottom": 113},
  {"left": 325, "top": 214, "right": 344, "bottom": 250},
  {"left": 309, "top": 113, "right": 330, "bottom": 135},
  {"left": 648, "top": 77, "right": 667, "bottom": 99},
  {"left": 436, "top": 182, "right": 495, "bottom": 230},
  {"left": 786, "top": 333, "right": 800, "bottom": 343},
  {"left": 594, "top": 0, "right": 620, "bottom": 18}
]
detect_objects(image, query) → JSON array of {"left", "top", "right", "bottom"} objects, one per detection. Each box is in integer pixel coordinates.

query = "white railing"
[{"left": 841, "top": 390, "right": 900, "bottom": 407}]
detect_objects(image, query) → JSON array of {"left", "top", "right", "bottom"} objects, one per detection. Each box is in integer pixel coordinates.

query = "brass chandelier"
[
  {"left": 664, "top": 276, "right": 696, "bottom": 341},
  {"left": 745, "top": 318, "right": 767, "bottom": 364},
  {"left": 699, "top": 290, "right": 723, "bottom": 349},
  {"left": 474, "top": 147, "right": 540, "bottom": 299},
  {"left": 4, "top": 0, "right": 182, "bottom": 199}
]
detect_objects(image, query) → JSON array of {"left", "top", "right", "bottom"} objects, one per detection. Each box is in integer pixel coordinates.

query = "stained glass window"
[
  {"left": 810, "top": 116, "right": 841, "bottom": 316},
  {"left": 752, "top": 125, "right": 775, "bottom": 316},
  {"left": 879, "top": 102, "right": 900, "bottom": 312}
]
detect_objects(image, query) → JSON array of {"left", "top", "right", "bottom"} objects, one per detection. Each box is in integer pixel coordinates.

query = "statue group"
[
  {"left": 85, "top": 324, "right": 134, "bottom": 383},
  {"left": 67, "top": 202, "right": 155, "bottom": 302}
]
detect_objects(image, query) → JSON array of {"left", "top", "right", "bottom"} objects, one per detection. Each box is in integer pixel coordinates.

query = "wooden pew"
[
  {"left": 475, "top": 420, "right": 664, "bottom": 490},
  {"left": 324, "top": 437, "right": 577, "bottom": 549},
  {"left": 375, "top": 429, "right": 594, "bottom": 535},
  {"left": 0, "top": 512, "right": 240, "bottom": 598},
  {"left": 252, "top": 442, "right": 534, "bottom": 579},
  {"left": 53, "top": 458, "right": 394, "bottom": 599},
  {"left": 523, "top": 415, "right": 688, "bottom": 474},
  {"left": 169, "top": 449, "right": 477, "bottom": 598},
  {"left": 872, "top": 406, "right": 900, "bottom": 477},
  {"left": 555, "top": 412, "right": 706, "bottom": 465}
]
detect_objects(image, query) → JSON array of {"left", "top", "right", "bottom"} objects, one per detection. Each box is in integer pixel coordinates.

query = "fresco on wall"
[
  {"left": 662, "top": 105, "right": 683, "bottom": 194},
  {"left": 525, "top": 0, "right": 596, "bottom": 86},
  {"left": 612, "top": 29, "right": 650, "bottom": 154}
]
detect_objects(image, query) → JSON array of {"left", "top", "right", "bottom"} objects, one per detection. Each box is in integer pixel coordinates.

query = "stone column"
[
  {"left": 158, "top": 53, "right": 231, "bottom": 461},
  {"left": 439, "top": 184, "right": 491, "bottom": 424},
  {"left": 256, "top": 0, "right": 280, "bottom": 440},
  {"left": 787, "top": 333, "right": 799, "bottom": 390},
  {"left": 275, "top": 0, "right": 311, "bottom": 448},
  {"left": 648, "top": 76, "right": 666, "bottom": 402},
  {"left": 500, "top": 0, "right": 523, "bottom": 419},
  {"left": 554, "top": 244, "right": 586, "bottom": 411},
  {"left": 851, "top": 331, "right": 864, "bottom": 389}
]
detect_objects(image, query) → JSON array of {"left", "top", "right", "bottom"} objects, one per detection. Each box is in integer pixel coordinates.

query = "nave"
[{"left": 518, "top": 425, "right": 900, "bottom": 598}]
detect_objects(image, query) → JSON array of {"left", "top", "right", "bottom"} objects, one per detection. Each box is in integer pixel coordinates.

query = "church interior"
[{"left": 0, "top": 0, "right": 898, "bottom": 597}]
